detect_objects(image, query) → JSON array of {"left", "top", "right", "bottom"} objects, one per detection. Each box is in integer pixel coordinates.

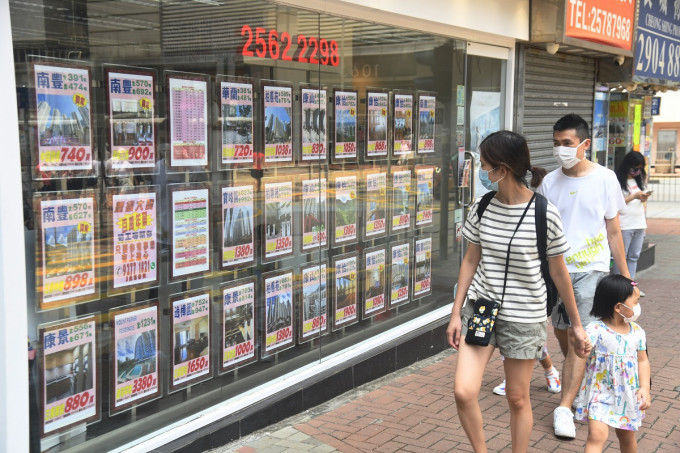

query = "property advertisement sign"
[
  {"left": 417, "top": 95, "right": 436, "bottom": 153},
  {"left": 334, "top": 175, "right": 357, "bottom": 244},
  {"left": 263, "top": 85, "right": 293, "bottom": 163},
  {"left": 263, "top": 270, "right": 295, "bottom": 355},
  {"left": 391, "top": 169, "right": 412, "bottom": 232},
  {"left": 221, "top": 185, "right": 255, "bottom": 268},
  {"left": 301, "top": 178, "right": 328, "bottom": 251},
  {"left": 415, "top": 166, "right": 434, "bottom": 227},
  {"left": 168, "top": 76, "right": 209, "bottom": 168},
  {"left": 363, "top": 247, "right": 387, "bottom": 317},
  {"left": 365, "top": 171, "right": 387, "bottom": 238},
  {"left": 564, "top": 0, "right": 634, "bottom": 50},
  {"left": 264, "top": 180, "right": 294, "bottom": 259},
  {"left": 413, "top": 237, "right": 432, "bottom": 298},
  {"left": 220, "top": 81, "right": 254, "bottom": 165},
  {"left": 390, "top": 242, "right": 410, "bottom": 307},
  {"left": 333, "top": 254, "right": 358, "bottom": 329},
  {"left": 300, "top": 263, "right": 328, "bottom": 341},
  {"left": 334, "top": 90, "right": 358, "bottom": 159},
  {"left": 301, "top": 88, "right": 327, "bottom": 161},
  {"left": 366, "top": 92, "right": 388, "bottom": 158},
  {"left": 221, "top": 279, "right": 256, "bottom": 372},
  {"left": 393, "top": 94, "right": 413, "bottom": 155},
  {"left": 171, "top": 187, "right": 210, "bottom": 279},
  {"left": 171, "top": 291, "right": 211, "bottom": 389}
]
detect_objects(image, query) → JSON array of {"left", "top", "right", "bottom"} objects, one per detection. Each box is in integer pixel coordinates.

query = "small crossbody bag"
[{"left": 465, "top": 193, "right": 535, "bottom": 346}]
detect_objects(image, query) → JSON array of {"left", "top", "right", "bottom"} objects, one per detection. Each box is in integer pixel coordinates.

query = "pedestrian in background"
[
  {"left": 446, "top": 130, "right": 588, "bottom": 452},
  {"left": 614, "top": 151, "right": 651, "bottom": 294}
]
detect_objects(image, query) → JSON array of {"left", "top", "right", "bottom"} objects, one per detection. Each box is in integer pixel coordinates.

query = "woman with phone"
[{"left": 614, "top": 151, "right": 650, "bottom": 290}]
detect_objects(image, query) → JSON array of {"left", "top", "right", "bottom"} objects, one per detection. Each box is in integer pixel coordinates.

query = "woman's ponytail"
[{"left": 529, "top": 166, "right": 547, "bottom": 188}]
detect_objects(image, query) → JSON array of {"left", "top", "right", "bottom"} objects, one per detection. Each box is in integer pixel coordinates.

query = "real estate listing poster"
[
  {"left": 364, "top": 171, "right": 387, "bottom": 239},
  {"left": 110, "top": 189, "right": 159, "bottom": 292},
  {"left": 263, "top": 84, "right": 293, "bottom": 164},
  {"left": 393, "top": 93, "right": 413, "bottom": 156},
  {"left": 36, "top": 192, "right": 97, "bottom": 309},
  {"left": 106, "top": 68, "right": 156, "bottom": 171},
  {"left": 333, "top": 174, "right": 357, "bottom": 245},
  {"left": 221, "top": 184, "right": 255, "bottom": 269},
  {"left": 34, "top": 63, "right": 94, "bottom": 175},
  {"left": 167, "top": 74, "right": 209, "bottom": 169},
  {"left": 300, "top": 263, "right": 328, "bottom": 343},
  {"left": 333, "top": 254, "right": 358, "bottom": 330},
  {"left": 417, "top": 95, "right": 436, "bottom": 154},
  {"left": 301, "top": 88, "right": 327, "bottom": 161},
  {"left": 363, "top": 246, "right": 387, "bottom": 318},
  {"left": 221, "top": 278, "right": 256, "bottom": 373},
  {"left": 413, "top": 236, "right": 432, "bottom": 298},
  {"left": 391, "top": 169, "right": 412, "bottom": 233},
  {"left": 301, "top": 177, "right": 328, "bottom": 252},
  {"left": 366, "top": 91, "right": 388, "bottom": 158},
  {"left": 263, "top": 269, "right": 295, "bottom": 356},
  {"left": 110, "top": 303, "right": 160, "bottom": 413},
  {"left": 415, "top": 166, "right": 434, "bottom": 227},
  {"left": 170, "top": 290, "right": 211, "bottom": 390},
  {"left": 333, "top": 90, "right": 358, "bottom": 160},
  {"left": 170, "top": 186, "right": 210, "bottom": 280},
  {"left": 220, "top": 79, "right": 254, "bottom": 166},
  {"left": 389, "top": 242, "right": 410, "bottom": 307},
  {"left": 40, "top": 316, "right": 98, "bottom": 437},
  {"left": 264, "top": 180, "right": 294, "bottom": 260}
]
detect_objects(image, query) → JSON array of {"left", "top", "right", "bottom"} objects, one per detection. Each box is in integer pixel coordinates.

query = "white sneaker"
[
  {"left": 545, "top": 367, "right": 561, "bottom": 393},
  {"left": 639, "top": 289, "right": 646, "bottom": 297},
  {"left": 492, "top": 380, "right": 506, "bottom": 396},
  {"left": 553, "top": 406, "right": 576, "bottom": 438}
]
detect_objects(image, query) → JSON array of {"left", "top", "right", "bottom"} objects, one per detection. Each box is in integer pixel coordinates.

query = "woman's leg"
[
  {"left": 615, "top": 428, "right": 638, "bottom": 453},
  {"left": 585, "top": 419, "right": 610, "bottom": 453},
  {"left": 613, "top": 229, "right": 634, "bottom": 276},
  {"left": 625, "top": 229, "right": 646, "bottom": 279},
  {"left": 503, "top": 358, "right": 536, "bottom": 452},
  {"left": 454, "top": 341, "right": 496, "bottom": 452}
]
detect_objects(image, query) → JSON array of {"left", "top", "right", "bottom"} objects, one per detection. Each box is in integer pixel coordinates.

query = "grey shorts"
[
  {"left": 461, "top": 301, "right": 547, "bottom": 360},
  {"left": 551, "top": 271, "right": 607, "bottom": 330}
]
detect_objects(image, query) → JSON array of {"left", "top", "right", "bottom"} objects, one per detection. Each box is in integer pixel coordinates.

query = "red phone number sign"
[
  {"left": 565, "top": 0, "right": 635, "bottom": 51},
  {"left": 240, "top": 25, "right": 339, "bottom": 66}
]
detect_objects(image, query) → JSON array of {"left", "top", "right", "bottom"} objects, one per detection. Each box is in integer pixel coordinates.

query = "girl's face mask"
[{"left": 629, "top": 168, "right": 642, "bottom": 177}]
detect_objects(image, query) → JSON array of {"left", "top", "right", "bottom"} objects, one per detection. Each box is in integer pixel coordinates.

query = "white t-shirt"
[
  {"left": 619, "top": 178, "right": 647, "bottom": 230},
  {"left": 537, "top": 165, "right": 626, "bottom": 274},
  {"left": 463, "top": 196, "right": 569, "bottom": 323}
]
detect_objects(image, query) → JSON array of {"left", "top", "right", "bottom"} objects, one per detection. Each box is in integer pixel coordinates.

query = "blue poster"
[{"left": 634, "top": 0, "right": 680, "bottom": 82}]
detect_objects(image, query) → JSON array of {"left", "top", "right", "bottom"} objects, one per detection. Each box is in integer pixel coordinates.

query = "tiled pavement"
[{"left": 212, "top": 218, "right": 680, "bottom": 453}]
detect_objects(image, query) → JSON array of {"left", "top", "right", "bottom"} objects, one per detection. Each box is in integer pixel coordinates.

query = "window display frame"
[
  {"left": 218, "top": 181, "right": 257, "bottom": 271},
  {"left": 219, "top": 277, "right": 258, "bottom": 374},
  {"left": 365, "top": 89, "right": 390, "bottom": 160},
  {"left": 103, "top": 65, "right": 158, "bottom": 176},
  {"left": 30, "top": 58, "right": 96, "bottom": 180},
  {"left": 332, "top": 88, "right": 359, "bottom": 163},
  {"left": 362, "top": 167, "right": 388, "bottom": 240},
  {"left": 262, "top": 81, "right": 295, "bottom": 167},
  {"left": 168, "top": 183, "right": 212, "bottom": 283},
  {"left": 414, "top": 165, "right": 435, "bottom": 228},
  {"left": 388, "top": 239, "right": 411, "bottom": 308},
  {"left": 106, "top": 185, "right": 160, "bottom": 296},
  {"left": 298, "top": 261, "right": 329, "bottom": 343},
  {"left": 299, "top": 175, "right": 328, "bottom": 254},
  {"left": 262, "top": 177, "right": 295, "bottom": 262},
  {"left": 108, "top": 301, "right": 161, "bottom": 415},
  {"left": 416, "top": 92, "right": 436, "bottom": 155},
  {"left": 38, "top": 315, "right": 100, "bottom": 438},
  {"left": 169, "top": 288, "right": 213, "bottom": 393},
  {"left": 331, "top": 251, "right": 359, "bottom": 330},
  {"left": 391, "top": 91, "right": 414, "bottom": 159},
  {"left": 165, "top": 71, "right": 211, "bottom": 172},
  {"left": 361, "top": 244, "right": 388, "bottom": 319},
  {"left": 299, "top": 84, "right": 328, "bottom": 164},
  {"left": 331, "top": 171, "right": 359, "bottom": 246},
  {"left": 261, "top": 268, "right": 296, "bottom": 358},
  {"left": 216, "top": 75, "right": 256, "bottom": 170},
  {"left": 389, "top": 167, "right": 413, "bottom": 235},
  {"left": 34, "top": 189, "right": 99, "bottom": 311},
  {"left": 413, "top": 235, "right": 433, "bottom": 300}
]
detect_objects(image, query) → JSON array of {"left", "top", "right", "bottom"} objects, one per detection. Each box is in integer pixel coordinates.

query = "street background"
[{"left": 212, "top": 200, "right": 680, "bottom": 453}]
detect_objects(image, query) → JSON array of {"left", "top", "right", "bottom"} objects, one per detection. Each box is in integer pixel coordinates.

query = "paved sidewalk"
[{"left": 212, "top": 218, "right": 680, "bottom": 453}]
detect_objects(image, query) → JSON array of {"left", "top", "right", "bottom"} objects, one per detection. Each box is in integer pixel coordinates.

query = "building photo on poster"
[
  {"left": 40, "top": 316, "right": 98, "bottom": 437},
  {"left": 264, "top": 180, "right": 294, "bottom": 260},
  {"left": 168, "top": 74, "right": 209, "bottom": 169},
  {"left": 363, "top": 246, "right": 387, "bottom": 318},
  {"left": 333, "top": 254, "right": 358, "bottom": 330},
  {"left": 221, "top": 278, "right": 256, "bottom": 373},
  {"left": 417, "top": 95, "right": 436, "bottom": 153},
  {"left": 391, "top": 169, "right": 412, "bottom": 233},
  {"left": 366, "top": 91, "right": 388, "bottom": 158},
  {"left": 170, "top": 186, "right": 210, "bottom": 280},
  {"left": 390, "top": 241, "right": 410, "bottom": 307},
  {"left": 263, "top": 84, "right": 293, "bottom": 164},
  {"left": 333, "top": 174, "right": 357, "bottom": 245},
  {"left": 413, "top": 236, "right": 432, "bottom": 298},
  {"left": 220, "top": 79, "right": 254, "bottom": 166},
  {"left": 393, "top": 93, "right": 413, "bottom": 156},
  {"left": 415, "top": 166, "right": 434, "bottom": 227},
  {"left": 111, "top": 303, "right": 159, "bottom": 413},
  {"left": 301, "top": 177, "right": 327, "bottom": 252},
  {"left": 364, "top": 171, "right": 387, "bottom": 238},
  {"left": 170, "top": 290, "right": 211, "bottom": 390},
  {"left": 36, "top": 192, "right": 97, "bottom": 309},
  {"left": 221, "top": 184, "right": 255, "bottom": 269},
  {"left": 300, "top": 263, "right": 328, "bottom": 342},
  {"left": 106, "top": 68, "right": 156, "bottom": 171},
  {"left": 334, "top": 90, "right": 358, "bottom": 160},
  {"left": 34, "top": 62, "right": 93, "bottom": 176},
  {"left": 301, "top": 87, "right": 327, "bottom": 161},
  {"left": 110, "top": 189, "right": 158, "bottom": 292},
  {"left": 263, "top": 270, "right": 295, "bottom": 356}
]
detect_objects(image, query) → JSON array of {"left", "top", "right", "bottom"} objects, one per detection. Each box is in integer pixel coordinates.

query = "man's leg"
[{"left": 558, "top": 328, "right": 587, "bottom": 409}]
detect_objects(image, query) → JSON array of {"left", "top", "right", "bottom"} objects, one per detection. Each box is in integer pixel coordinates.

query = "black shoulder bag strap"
[{"left": 534, "top": 193, "right": 559, "bottom": 315}]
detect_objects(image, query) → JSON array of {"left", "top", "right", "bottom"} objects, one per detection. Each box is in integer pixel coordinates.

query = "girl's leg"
[
  {"left": 615, "top": 428, "right": 638, "bottom": 453},
  {"left": 539, "top": 344, "right": 552, "bottom": 370},
  {"left": 503, "top": 358, "right": 536, "bottom": 453},
  {"left": 454, "top": 341, "right": 496, "bottom": 452},
  {"left": 585, "top": 419, "right": 610, "bottom": 453}
]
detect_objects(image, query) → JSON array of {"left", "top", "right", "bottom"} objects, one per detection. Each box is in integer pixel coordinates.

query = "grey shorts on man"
[{"left": 551, "top": 270, "right": 608, "bottom": 330}]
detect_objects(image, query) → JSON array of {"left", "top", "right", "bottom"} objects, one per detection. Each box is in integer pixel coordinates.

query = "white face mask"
[
  {"left": 553, "top": 140, "right": 585, "bottom": 169},
  {"left": 619, "top": 303, "right": 641, "bottom": 323}
]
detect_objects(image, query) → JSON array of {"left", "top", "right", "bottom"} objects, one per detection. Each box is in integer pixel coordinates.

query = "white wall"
[{"left": 655, "top": 91, "right": 680, "bottom": 123}]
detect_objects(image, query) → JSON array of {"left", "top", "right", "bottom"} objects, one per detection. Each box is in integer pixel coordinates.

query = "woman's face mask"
[
  {"left": 629, "top": 168, "right": 642, "bottom": 177},
  {"left": 479, "top": 167, "right": 504, "bottom": 191}
]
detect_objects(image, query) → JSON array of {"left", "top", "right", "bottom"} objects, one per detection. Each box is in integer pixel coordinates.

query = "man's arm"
[{"left": 606, "top": 214, "right": 630, "bottom": 278}]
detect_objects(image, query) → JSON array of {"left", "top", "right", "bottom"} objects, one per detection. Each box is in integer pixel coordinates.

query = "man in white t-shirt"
[{"left": 537, "top": 114, "right": 630, "bottom": 439}]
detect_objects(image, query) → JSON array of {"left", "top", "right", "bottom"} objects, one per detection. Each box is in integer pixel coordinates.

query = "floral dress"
[{"left": 574, "top": 320, "right": 647, "bottom": 431}]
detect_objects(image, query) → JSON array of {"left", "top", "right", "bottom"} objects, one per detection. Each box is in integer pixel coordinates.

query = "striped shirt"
[{"left": 463, "top": 195, "right": 570, "bottom": 323}]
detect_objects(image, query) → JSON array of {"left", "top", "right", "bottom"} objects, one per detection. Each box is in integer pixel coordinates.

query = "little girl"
[{"left": 574, "top": 274, "right": 651, "bottom": 453}]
